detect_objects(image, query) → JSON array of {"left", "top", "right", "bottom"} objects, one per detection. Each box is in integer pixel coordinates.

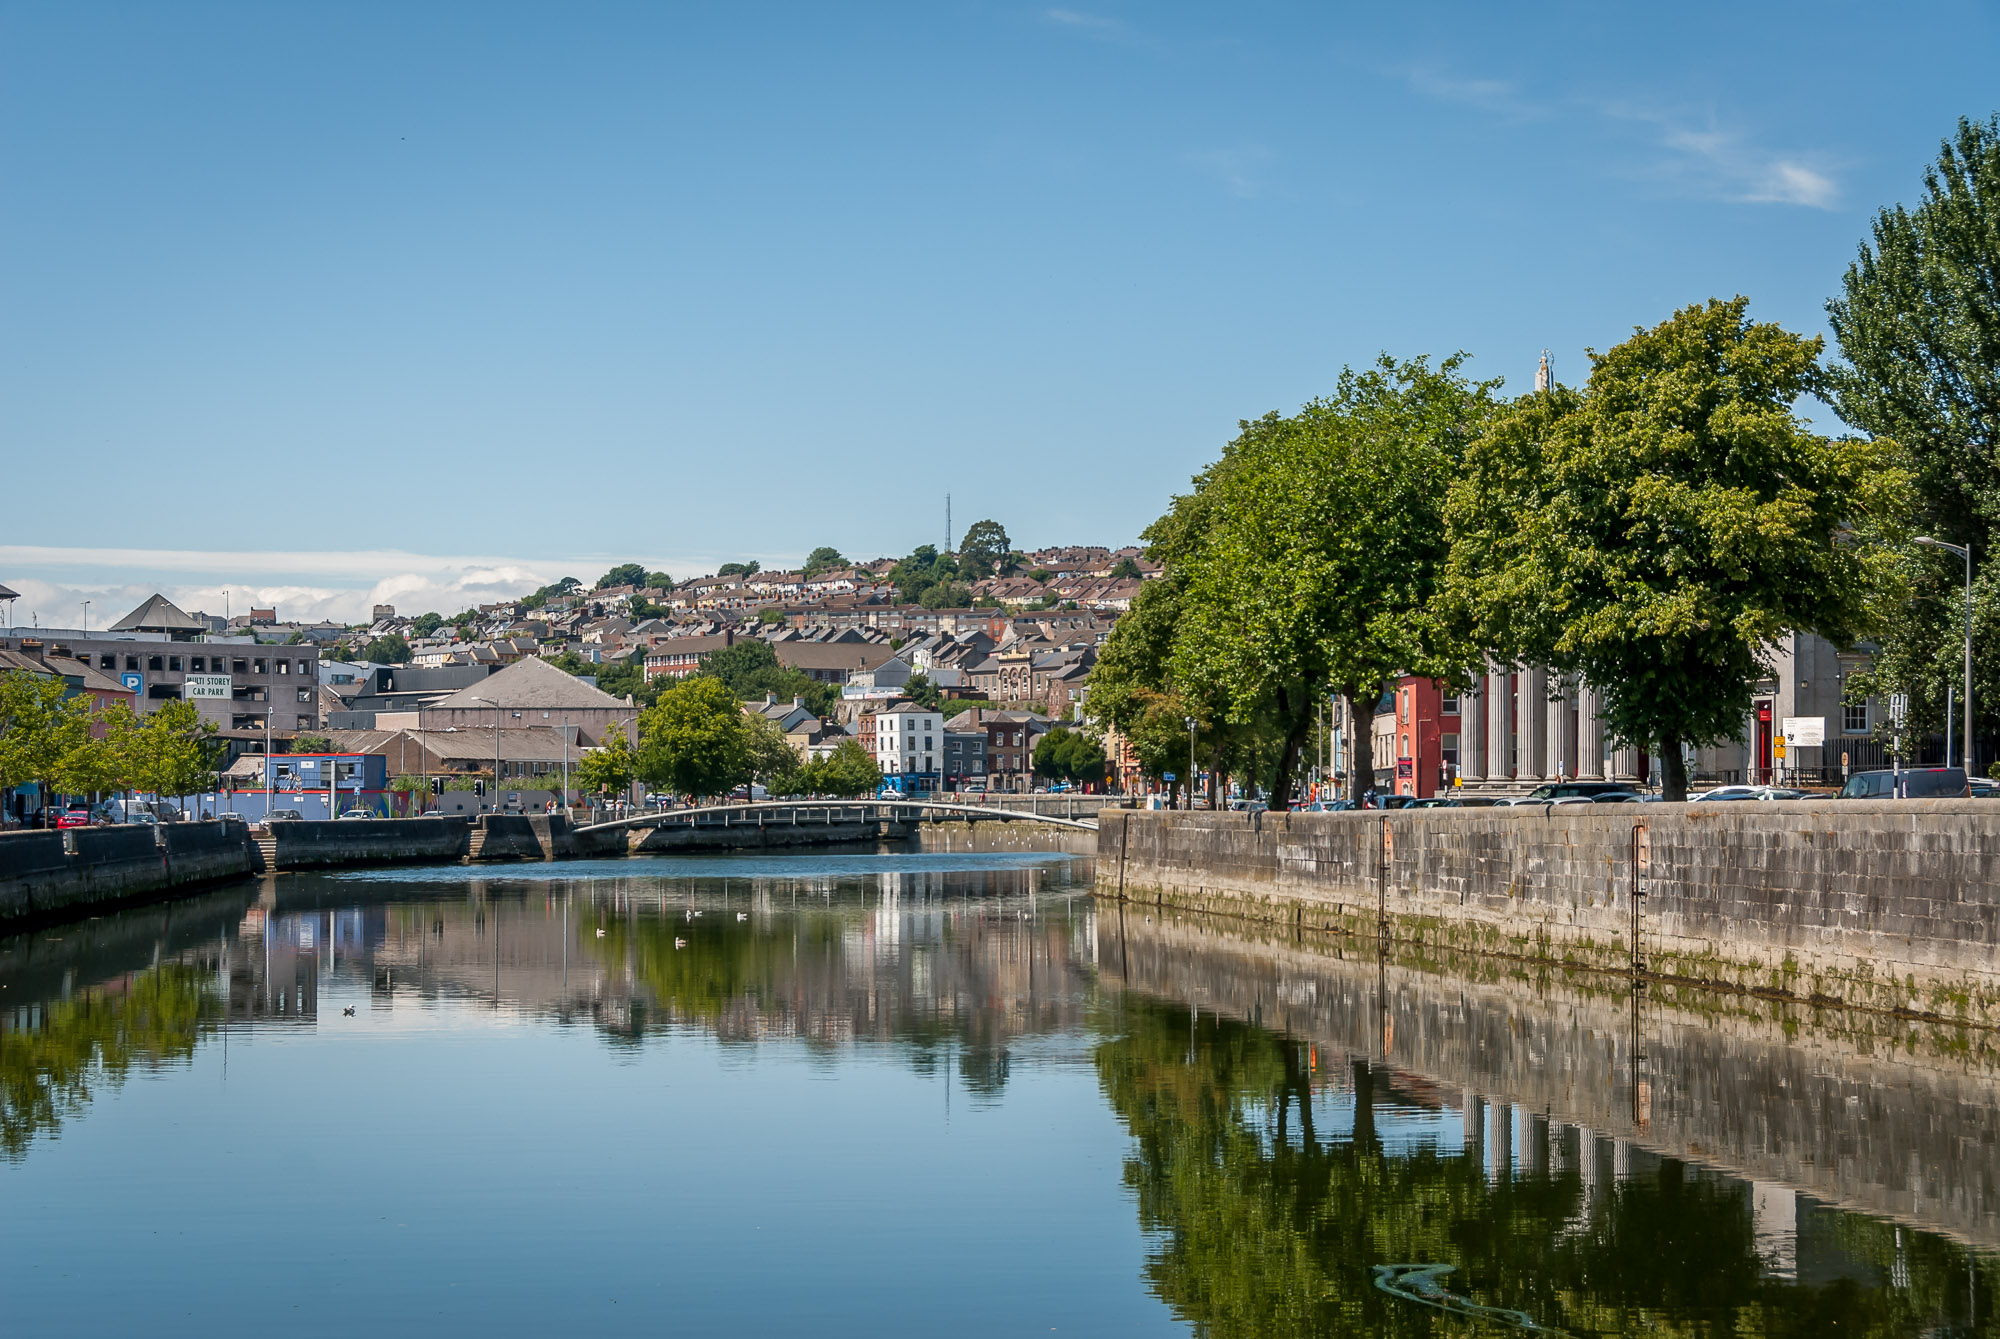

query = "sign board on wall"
[
  {"left": 184, "top": 674, "right": 232, "bottom": 699},
  {"left": 119, "top": 672, "right": 143, "bottom": 693},
  {"left": 1781, "top": 716, "right": 1826, "bottom": 748}
]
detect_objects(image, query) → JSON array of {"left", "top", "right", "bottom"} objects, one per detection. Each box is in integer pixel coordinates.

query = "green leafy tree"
[
  {"left": 1169, "top": 355, "right": 1496, "bottom": 809},
  {"left": 0, "top": 672, "right": 98, "bottom": 806},
  {"left": 903, "top": 674, "right": 944, "bottom": 712},
  {"left": 890, "top": 546, "right": 958, "bottom": 603},
  {"left": 289, "top": 733, "right": 334, "bottom": 755},
  {"left": 717, "top": 561, "right": 761, "bottom": 578},
  {"left": 916, "top": 582, "right": 973, "bottom": 610},
  {"left": 635, "top": 676, "right": 752, "bottom": 799},
  {"left": 361, "top": 633, "right": 410, "bottom": 664},
  {"left": 957, "top": 520, "right": 1011, "bottom": 580},
  {"left": 1033, "top": 726, "right": 1107, "bottom": 785},
  {"left": 744, "top": 715, "right": 802, "bottom": 787},
  {"left": 698, "top": 640, "right": 838, "bottom": 715},
  {"left": 120, "top": 701, "right": 219, "bottom": 804},
  {"left": 801, "top": 547, "right": 846, "bottom": 578},
  {"left": 1108, "top": 556, "right": 1142, "bottom": 579},
  {"left": 597, "top": 563, "right": 649, "bottom": 589},
  {"left": 1443, "top": 299, "right": 1908, "bottom": 799},
  {"left": 1827, "top": 116, "right": 2000, "bottom": 751},
  {"left": 576, "top": 724, "right": 637, "bottom": 799},
  {"left": 644, "top": 571, "right": 673, "bottom": 590},
  {"left": 411, "top": 612, "right": 444, "bottom": 637},
  {"left": 816, "top": 739, "right": 882, "bottom": 797}
]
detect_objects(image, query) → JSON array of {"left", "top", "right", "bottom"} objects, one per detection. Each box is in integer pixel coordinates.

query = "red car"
[{"left": 55, "top": 808, "right": 94, "bottom": 829}]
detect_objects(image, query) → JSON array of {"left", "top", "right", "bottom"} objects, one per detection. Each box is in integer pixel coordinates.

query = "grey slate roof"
[
  {"left": 109, "top": 593, "right": 203, "bottom": 633},
  {"left": 431, "top": 653, "right": 628, "bottom": 710}
]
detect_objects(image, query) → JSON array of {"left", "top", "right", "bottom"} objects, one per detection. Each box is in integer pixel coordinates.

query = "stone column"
[
  {"left": 1546, "top": 676, "right": 1570, "bottom": 780},
  {"left": 1610, "top": 744, "right": 1639, "bottom": 784},
  {"left": 1576, "top": 684, "right": 1604, "bottom": 779},
  {"left": 1517, "top": 668, "right": 1548, "bottom": 782},
  {"left": 1459, "top": 679, "right": 1485, "bottom": 782},
  {"left": 1487, "top": 669, "right": 1512, "bottom": 778}
]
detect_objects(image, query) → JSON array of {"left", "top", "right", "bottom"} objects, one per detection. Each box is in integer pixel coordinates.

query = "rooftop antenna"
[{"left": 1535, "top": 349, "right": 1554, "bottom": 393}]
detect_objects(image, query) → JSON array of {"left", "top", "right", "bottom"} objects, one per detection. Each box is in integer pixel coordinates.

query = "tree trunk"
[
  {"left": 1269, "top": 707, "right": 1315, "bottom": 812},
  {"left": 1660, "top": 730, "right": 1688, "bottom": 801},
  {"left": 1345, "top": 690, "right": 1379, "bottom": 806}
]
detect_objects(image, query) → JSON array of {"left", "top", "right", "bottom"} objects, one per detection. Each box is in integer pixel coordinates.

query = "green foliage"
[
  {"left": 519, "top": 577, "right": 583, "bottom": 611},
  {"left": 1108, "top": 556, "right": 1142, "bottom": 579},
  {"left": 743, "top": 715, "right": 801, "bottom": 785},
  {"left": 1028, "top": 567, "right": 1053, "bottom": 583},
  {"left": 412, "top": 612, "right": 445, "bottom": 637},
  {"left": 802, "top": 547, "right": 846, "bottom": 578},
  {"left": 361, "top": 633, "right": 410, "bottom": 664},
  {"left": 289, "top": 733, "right": 334, "bottom": 755},
  {"left": 1169, "top": 354, "right": 1497, "bottom": 807},
  {"left": 644, "top": 570, "right": 673, "bottom": 589},
  {"left": 916, "top": 582, "right": 972, "bottom": 609},
  {"left": 889, "top": 545, "right": 959, "bottom": 604},
  {"left": 698, "top": 640, "right": 839, "bottom": 716},
  {"left": 635, "top": 676, "right": 752, "bottom": 799},
  {"left": 957, "top": 520, "right": 1011, "bottom": 580},
  {"left": 1827, "top": 116, "right": 2000, "bottom": 743},
  {"left": 1442, "top": 298, "right": 1908, "bottom": 799},
  {"left": 0, "top": 672, "right": 96, "bottom": 798},
  {"left": 769, "top": 739, "right": 882, "bottom": 797},
  {"left": 717, "top": 561, "right": 761, "bottom": 578},
  {"left": 597, "top": 563, "right": 650, "bottom": 589},
  {"left": 757, "top": 606, "right": 784, "bottom": 625},
  {"left": 591, "top": 657, "right": 654, "bottom": 705},
  {"left": 119, "top": 700, "right": 219, "bottom": 800},
  {"left": 902, "top": 674, "right": 944, "bottom": 712},
  {"left": 576, "top": 724, "right": 637, "bottom": 797},
  {"left": 1032, "top": 725, "right": 1106, "bottom": 784}
]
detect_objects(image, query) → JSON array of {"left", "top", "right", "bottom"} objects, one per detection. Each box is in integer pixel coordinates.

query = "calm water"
[{"left": 3, "top": 848, "right": 1995, "bottom": 1337}]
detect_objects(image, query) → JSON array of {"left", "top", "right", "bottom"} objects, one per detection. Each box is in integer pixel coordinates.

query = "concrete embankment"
[
  {"left": 1097, "top": 904, "right": 2000, "bottom": 1249},
  {"left": 0, "top": 820, "right": 258, "bottom": 926},
  {"left": 918, "top": 820, "right": 1099, "bottom": 857},
  {"left": 1097, "top": 803, "right": 2000, "bottom": 1026}
]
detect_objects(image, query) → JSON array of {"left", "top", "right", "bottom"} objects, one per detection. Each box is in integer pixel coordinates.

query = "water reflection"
[{"left": 0, "top": 853, "right": 1995, "bottom": 1336}]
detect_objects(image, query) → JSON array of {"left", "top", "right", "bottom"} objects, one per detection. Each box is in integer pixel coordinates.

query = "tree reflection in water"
[
  {"left": 1094, "top": 995, "right": 1996, "bottom": 1337},
  {"left": 1, "top": 964, "right": 220, "bottom": 1161}
]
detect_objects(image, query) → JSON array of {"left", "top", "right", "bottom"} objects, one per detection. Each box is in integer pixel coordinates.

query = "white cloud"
[
  {"left": 1044, "top": 8, "right": 1127, "bottom": 37},
  {"left": 0, "top": 545, "right": 804, "bottom": 630},
  {"left": 1398, "top": 66, "right": 1543, "bottom": 121},
  {"left": 1615, "top": 106, "right": 1840, "bottom": 209},
  {"left": 1186, "top": 145, "right": 1274, "bottom": 199}
]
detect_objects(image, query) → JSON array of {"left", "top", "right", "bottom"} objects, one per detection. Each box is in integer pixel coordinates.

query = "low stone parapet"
[
  {"left": 1097, "top": 802, "right": 2000, "bottom": 1026},
  {"left": 0, "top": 819, "right": 257, "bottom": 925}
]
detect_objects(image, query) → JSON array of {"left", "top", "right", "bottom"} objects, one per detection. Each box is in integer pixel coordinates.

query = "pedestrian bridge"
[{"left": 575, "top": 798, "right": 1100, "bottom": 835}]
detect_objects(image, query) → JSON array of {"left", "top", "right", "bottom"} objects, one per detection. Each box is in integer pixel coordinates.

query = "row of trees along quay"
[
  {"left": 572, "top": 676, "right": 884, "bottom": 805},
  {"left": 1089, "top": 116, "right": 2000, "bottom": 807},
  {"left": 0, "top": 678, "right": 220, "bottom": 814}
]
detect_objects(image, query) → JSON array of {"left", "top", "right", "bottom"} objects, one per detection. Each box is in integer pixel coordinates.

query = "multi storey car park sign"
[{"left": 183, "top": 674, "right": 232, "bottom": 699}]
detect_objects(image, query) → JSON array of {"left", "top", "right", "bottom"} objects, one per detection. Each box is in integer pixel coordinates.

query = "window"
[
  {"left": 1441, "top": 733, "right": 1460, "bottom": 768},
  {"left": 1441, "top": 693, "right": 1460, "bottom": 715},
  {"left": 125, "top": 655, "right": 138, "bottom": 671},
  {"left": 169, "top": 656, "right": 182, "bottom": 671},
  {"left": 191, "top": 656, "right": 206, "bottom": 672},
  {"left": 277, "top": 660, "right": 289, "bottom": 675},
  {"left": 233, "top": 659, "right": 248, "bottom": 674},
  {"left": 148, "top": 655, "right": 164, "bottom": 671},
  {"left": 297, "top": 715, "right": 312, "bottom": 729},
  {"left": 1844, "top": 702, "right": 1869, "bottom": 734},
  {"left": 297, "top": 689, "right": 312, "bottom": 703},
  {"left": 100, "top": 654, "right": 116, "bottom": 670}
]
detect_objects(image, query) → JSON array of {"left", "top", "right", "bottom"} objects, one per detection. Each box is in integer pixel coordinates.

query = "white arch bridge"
[{"left": 574, "top": 798, "right": 1101, "bottom": 836}]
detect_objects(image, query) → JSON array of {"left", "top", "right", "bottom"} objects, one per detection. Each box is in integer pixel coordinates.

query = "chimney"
[
  {"left": 793, "top": 695, "right": 802, "bottom": 708},
  {"left": 765, "top": 692, "right": 778, "bottom": 706}
]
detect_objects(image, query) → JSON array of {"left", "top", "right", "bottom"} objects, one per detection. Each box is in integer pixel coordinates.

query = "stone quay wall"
[
  {"left": 0, "top": 820, "right": 257, "bottom": 925},
  {"left": 273, "top": 816, "right": 473, "bottom": 868},
  {"left": 1098, "top": 906, "right": 2000, "bottom": 1249},
  {"left": 1096, "top": 803, "right": 2000, "bottom": 1026}
]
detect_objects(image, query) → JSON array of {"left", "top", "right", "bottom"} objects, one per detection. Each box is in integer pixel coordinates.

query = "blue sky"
[{"left": 3, "top": 2, "right": 1995, "bottom": 625}]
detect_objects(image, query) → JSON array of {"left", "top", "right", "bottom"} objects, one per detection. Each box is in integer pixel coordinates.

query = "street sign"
[
  {"left": 119, "top": 672, "right": 142, "bottom": 693},
  {"left": 1774, "top": 737, "right": 1787, "bottom": 760},
  {"left": 1889, "top": 693, "right": 1909, "bottom": 724},
  {"left": 1162, "top": 772, "right": 1177, "bottom": 782},
  {"left": 1781, "top": 716, "right": 1825, "bottom": 748},
  {"left": 184, "top": 674, "right": 231, "bottom": 699}
]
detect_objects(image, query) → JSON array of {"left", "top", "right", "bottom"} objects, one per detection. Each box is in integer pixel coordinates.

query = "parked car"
[
  {"left": 267, "top": 808, "right": 306, "bottom": 822},
  {"left": 1837, "top": 767, "right": 1969, "bottom": 799},
  {"left": 337, "top": 809, "right": 374, "bottom": 820},
  {"left": 1690, "top": 785, "right": 1773, "bottom": 801},
  {"left": 1971, "top": 777, "right": 1999, "bottom": 799},
  {"left": 1444, "top": 795, "right": 1509, "bottom": 807},
  {"left": 1226, "top": 797, "right": 1268, "bottom": 812},
  {"left": 55, "top": 807, "right": 94, "bottom": 829},
  {"left": 1523, "top": 781, "right": 1635, "bottom": 801}
]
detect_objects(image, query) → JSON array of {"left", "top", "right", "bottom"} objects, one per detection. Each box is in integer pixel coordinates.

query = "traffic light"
[
  {"left": 473, "top": 780, "right": 486, "bottom": 797},
  {"left": 431, "top": 777, "right": 444, "bottom": 795}
]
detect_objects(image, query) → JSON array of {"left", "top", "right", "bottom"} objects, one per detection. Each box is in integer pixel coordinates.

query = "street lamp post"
[
  {"left": 1186, "top": 716, "right": 1196, "bottom": 810},
  {"left": 470, "top": 695, "right": 500, "bottom": 813},
  {"left": 1914, "top": 537, "right": 1974, "bottom": 772}
]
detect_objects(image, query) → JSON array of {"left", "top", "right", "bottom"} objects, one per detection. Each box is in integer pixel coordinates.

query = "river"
[{"left": 2, "top": 847, "right": 1994, "bottom": 1336}]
